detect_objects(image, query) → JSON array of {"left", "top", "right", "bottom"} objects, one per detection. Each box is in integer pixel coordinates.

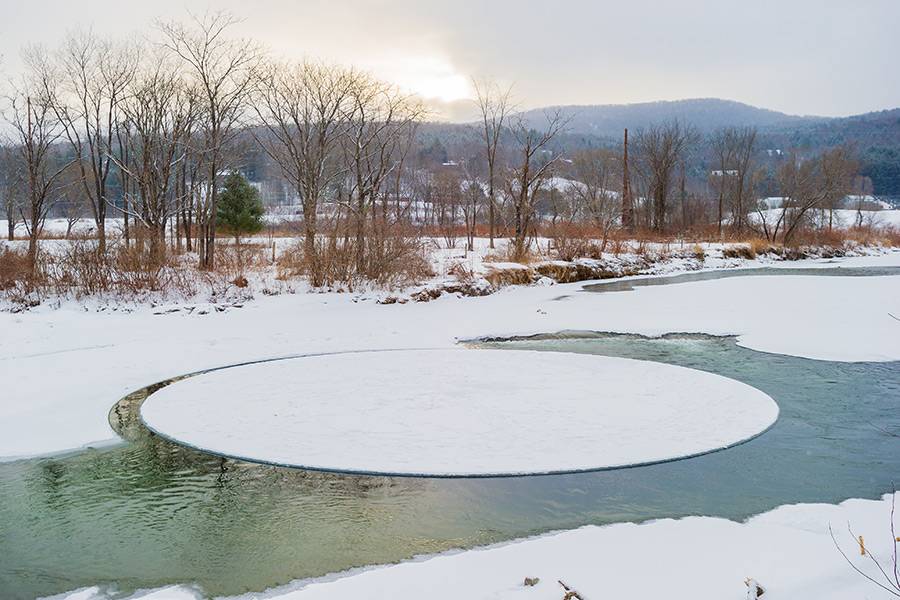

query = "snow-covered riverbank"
[
  {"left": 241, "top": 493, "right": 900, "bottom": 600},
  {"left": 6, "top": 251, "right": 898, "bottom": 600},
  {"left": 2, "top": 251, "right": 899, "bottom": 462}
]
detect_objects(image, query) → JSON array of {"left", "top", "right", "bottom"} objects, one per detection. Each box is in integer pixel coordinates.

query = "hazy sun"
[{"left": 374, "top": 56, "right": 473, "bottom": 103}]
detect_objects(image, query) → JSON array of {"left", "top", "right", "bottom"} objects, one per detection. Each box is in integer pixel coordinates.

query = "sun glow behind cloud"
[{"left": 367, "top": 55, "right": 473, "bottom": 103}]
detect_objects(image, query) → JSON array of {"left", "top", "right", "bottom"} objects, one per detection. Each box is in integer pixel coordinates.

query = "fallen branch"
[{"left": 558, "top": 579, "right": 584, "bottom": 600}]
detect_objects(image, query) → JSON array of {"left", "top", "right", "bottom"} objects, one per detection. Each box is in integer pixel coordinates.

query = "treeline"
[{"left": 0, "top": 11, "right": 887, "bottom": 290}]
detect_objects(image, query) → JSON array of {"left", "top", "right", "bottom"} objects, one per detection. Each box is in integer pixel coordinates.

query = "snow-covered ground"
[
  {"left": 1, "top": 252, "right": 898, "bottom": 462},
  {"left": 5, "top": 250, "right": 897, "bottom": 600},
  {"left": 245, "top": 494, "right": 900, "bottom": 600},
  {"left": 51, "top": 493, "right": 900, "bottom": 600},
  {"left": 752, "top": 208, "right": 900, "bottom": 230},
  {"left": 140, "top": 349, "right": 778, "bottom": 476}
]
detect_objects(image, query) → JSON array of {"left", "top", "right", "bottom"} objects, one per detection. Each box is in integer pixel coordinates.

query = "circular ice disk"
[{"left": 140, "top": 349, "right": 778, "bottom": 477}]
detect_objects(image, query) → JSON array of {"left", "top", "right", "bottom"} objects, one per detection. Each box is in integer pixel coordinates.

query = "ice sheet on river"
[{"left": 140, "top": 349, "right": 778, "bottom": 476}]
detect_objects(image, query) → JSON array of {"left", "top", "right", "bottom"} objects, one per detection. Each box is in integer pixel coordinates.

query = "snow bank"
[
  {"left": 243, "top": 493, "right": 900, "bottom": 600},
  {"left": 140, "top": 349, "right": 778, "bottom": 476}
]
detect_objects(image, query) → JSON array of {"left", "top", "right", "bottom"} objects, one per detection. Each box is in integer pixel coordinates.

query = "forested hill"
[
  {"left": 766, "top": 108, "right": 900, "bottom": 197},
  {"left": 430, "top": 98, "right": 900, "bottom": 197},
  {"left": 515, "top": 98, "right": 824, "bottom": 137}
]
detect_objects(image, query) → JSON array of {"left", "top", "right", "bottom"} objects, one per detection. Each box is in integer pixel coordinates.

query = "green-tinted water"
[{"left": 1, "top": 268, "right": 898, "bottom": 599}]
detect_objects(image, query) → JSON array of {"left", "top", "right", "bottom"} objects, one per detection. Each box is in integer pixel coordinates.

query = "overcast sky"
[{"left": 3, "top": 0, "right": 898, "bottom": 120}]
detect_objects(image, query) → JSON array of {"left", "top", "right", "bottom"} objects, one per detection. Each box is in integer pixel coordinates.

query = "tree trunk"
[
  {"left": 304, "top": 201, "right": 320, "bottom": 286},
  {"left": 488, "top": 184, "right": 495, "bottom": 249},
  {"left": 27, "top": 225, "right": 39, "bottom": 275},
  {"left": 355, "top": 197, "right": 366, "bottom": 275},
  {"left": 97, "top": 219, "right": 106, "bottom": 255}
]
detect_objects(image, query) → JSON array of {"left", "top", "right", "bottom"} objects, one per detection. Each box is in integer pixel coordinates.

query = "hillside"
[
  {"left": 422, "top": 98, "right": 900, "bottom": 196},
  {"left": 516, "top": 98, "right": 825, "bottom": 138}
]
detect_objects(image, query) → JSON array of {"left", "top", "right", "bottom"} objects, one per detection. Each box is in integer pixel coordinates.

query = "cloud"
[{"left": 1, "top": 0, "right": 898, "bottom": 117}]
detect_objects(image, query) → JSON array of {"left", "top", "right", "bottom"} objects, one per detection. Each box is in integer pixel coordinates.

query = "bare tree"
[
  {"left": 474, "top": 79, "right": 512, "bottom": 249},
  {"left": 4, "top": 58, "right": 72, "bottom": 271},
  {"left": 252, "top": 60, "right": 353, "bottom": 286},
  {"left": 433, "top": 168, "right": 462, "bottom": 249},
  {"left": 341, "top": 74, "right": 422, "bottom": 274},
  {"left": 767, "top": 147, "right": 857, "bottom": 244},
  {"left": 459, "top": 167, "right": 483, "bottom": 252},
  {"left": 709, "top": 128, "right": 736, "bottom": 237},
  {"left": 505, "top": 111, "right": 566, "bottom": 260},
  {"left": 0, "top": 145, "right": 23, "bottom": 241},
  {"left": 57, "top": 162, "right": 90, "bottom": 238},
  {"left": 634, "top": 121, "right": 697, "bottom": 232},
  {"left": 731, "top": 127, "right": 758, "bottom": 233},
  {"left": 48, "top": 31, "right": 137, "bottom": 254},
  {"left": 158, "top": 11, "right": 263, "bottom": 269},
  {"left": 709, "top": 127, "right": 758, "bottom": 236},
  {"left": 111, "top": 56, "right": 198, "bottom": 260},
  {"left": 570, "top": 148, "right": 621, "bottom": 251},
  {"left": 851, "top": 175, "right": 875, "bottom": 228}
]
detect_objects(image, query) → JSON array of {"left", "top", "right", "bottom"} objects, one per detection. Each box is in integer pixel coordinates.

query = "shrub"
[
  {"left": 722, "top": 244, "right": 756, "bottom": 260},
  {"left": 691, "top": 244, "right": 706, "bottom": 262}
]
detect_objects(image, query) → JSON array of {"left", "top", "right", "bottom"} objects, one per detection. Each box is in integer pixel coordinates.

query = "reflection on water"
[{"left": 1, "top": 337, "right": 898, "bottom": 598}]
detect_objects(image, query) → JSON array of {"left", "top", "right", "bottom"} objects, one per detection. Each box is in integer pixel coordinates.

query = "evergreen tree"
[{"left": 216, "top": 171, "right": 264, "bottom": 242}]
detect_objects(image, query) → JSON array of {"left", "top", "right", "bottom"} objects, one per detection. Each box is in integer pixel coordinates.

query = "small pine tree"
[{"left": 217, "top": 171, "right": 264, "bottom": 243}]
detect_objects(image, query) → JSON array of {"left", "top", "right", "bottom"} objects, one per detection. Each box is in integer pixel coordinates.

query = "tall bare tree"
[
  {"left": 505, "top": 111, "right": 566, "bottom": 260},
  {"left": 253, "top": 60, "right": 353, "bottom": 286},
  {"left": 0, "top": 145, "right": 23, "bottom": 241},
  {"left": 111, "top": 57, "right": 198, "bottom": 259},
  {"left": 48, "top": 31, "right": 137, "bottom": 254},
  {"left": 570, "top": 148, "right": 621, "bottom": 251},
  {"left": 474, "top": 79, "right": 512, "bottom": 249},
  {"left": 764, "top": 147, "right": 857, "bottom": 244},
  {"left": 159, "top": 11, "right": 263, "bottom": 269},
  {"left": 634, "top": 121, "right": 697, "bottom": 232},
  {"left": 5, "top": 58, "right": 71, "bottom": 270},
  {"left": 709, "top": 126, "right": 758, "bottom": 236},
  {"left": 709, "top": 128, "right": 736, "bottom": 237},
  {"left": 341, "top": 74, "right": 422, "bottom": 274}
]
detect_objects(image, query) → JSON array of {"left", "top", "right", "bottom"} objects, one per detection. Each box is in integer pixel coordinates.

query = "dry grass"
[
  {"left": 0, "top": 246, "right": 33, "bottom": 290},
  {"left": 0, "top": 241, "right": 204, "bottom": 305},
  {"left": 277, "top": 231, "right": 432, "bottom": 290},
  {"left": 483, "top": 264, "right": 535, "bottom": 287}
]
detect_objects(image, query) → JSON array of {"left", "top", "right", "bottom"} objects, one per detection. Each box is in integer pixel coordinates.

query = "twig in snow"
[
  {"left": 830, "top": 512, "right": 900, "bottom": 597},
  {"left": 744, "top": 578, "right": 765, "bottom": 598},
  {"left": 558, "top": 580, "right": 584, "bottom": 599}
]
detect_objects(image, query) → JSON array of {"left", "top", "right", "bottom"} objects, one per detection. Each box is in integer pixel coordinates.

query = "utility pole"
[{"left": 622, "top": 128, "right": 634, "bottom": 231}]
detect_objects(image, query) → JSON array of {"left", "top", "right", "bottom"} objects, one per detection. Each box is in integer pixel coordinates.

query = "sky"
[{"left": 2, "top": 0, "right": 898, "bottom": 121}]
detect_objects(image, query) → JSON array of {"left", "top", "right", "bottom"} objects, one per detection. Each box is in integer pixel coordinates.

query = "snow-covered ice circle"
[{"left": 140, "top": 349, "right": 778, "bottom": 477}]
